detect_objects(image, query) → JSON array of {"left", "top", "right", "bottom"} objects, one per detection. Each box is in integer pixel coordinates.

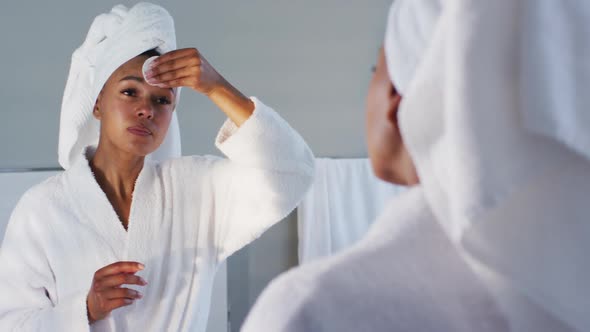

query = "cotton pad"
[{"left": 142, "top": 56, "right": 159, "bottom": 86}]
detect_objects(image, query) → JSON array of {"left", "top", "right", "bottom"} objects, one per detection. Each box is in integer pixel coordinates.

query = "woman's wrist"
[{"left": 208, "top": 80, "right": 255, "bottom": 126}]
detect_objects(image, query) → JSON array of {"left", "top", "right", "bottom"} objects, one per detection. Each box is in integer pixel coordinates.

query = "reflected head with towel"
[
  {"left": 365, "top": 0, "right": 440, "bottom": 187},
  {"left": 365, "top": 47, "right": 418, "bottom": 186}
]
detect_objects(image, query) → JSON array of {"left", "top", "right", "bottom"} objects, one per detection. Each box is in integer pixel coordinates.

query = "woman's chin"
[{"left": 124, "top": 143, "right": 158, "bottom": 159}]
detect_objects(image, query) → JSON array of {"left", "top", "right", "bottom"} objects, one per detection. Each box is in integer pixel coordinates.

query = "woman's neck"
[{"left": 89, "top": 144, "right": 145, "bottom": 201}]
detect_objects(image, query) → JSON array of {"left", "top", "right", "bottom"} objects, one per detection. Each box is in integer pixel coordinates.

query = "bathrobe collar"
[{"left": 63, "top": 145, "right": 157, "bottom": 260}]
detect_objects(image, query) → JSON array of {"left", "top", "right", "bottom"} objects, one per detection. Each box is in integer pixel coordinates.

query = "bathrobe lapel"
[
  {"left": 124, "top": 162, "right": 162, "bottom": 267},
  {"left": 65, "top": 148, "right": 159, "bottom": 262},
  {"left": 66, "top": 153, "right": 127, "bottom": 260}
]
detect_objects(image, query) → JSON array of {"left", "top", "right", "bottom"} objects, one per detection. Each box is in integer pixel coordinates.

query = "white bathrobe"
[
  {"left": 242, "top": 188, "right": 510, "bottom": 332},
  {"left": 0, "top": 98, "right": 315, "bottom": 332}
]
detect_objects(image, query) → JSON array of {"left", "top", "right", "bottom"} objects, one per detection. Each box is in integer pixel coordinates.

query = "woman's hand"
[
  {"left": 86, "top": 261, "right": 147, "bottom": 324},
  {"left": 143, "top": 48, "right": 224, "bottom": 96},
  {"left": 144, "top": 48, "right": 255, "bottom": 126}
]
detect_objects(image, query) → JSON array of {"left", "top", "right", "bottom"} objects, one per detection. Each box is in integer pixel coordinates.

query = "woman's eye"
[
  {"left": 157, "top": 97, "right": 171, "bottom": 105},
  {"left": 122, "top": 89, "right": 137, "bottom": 96}
]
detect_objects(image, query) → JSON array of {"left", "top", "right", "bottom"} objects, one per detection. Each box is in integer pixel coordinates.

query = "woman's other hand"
[{"left": 86, "top": 261, "right": 147, "bottom": 324}]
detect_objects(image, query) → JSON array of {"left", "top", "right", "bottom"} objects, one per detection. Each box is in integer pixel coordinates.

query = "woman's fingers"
[
  {"left": 94, "top": 261, "right": 144, "bottom": 279},
  {"left": 145, "top": 55, "right": 200, "bottom": 79},
  {"left": 152, "top": 48, "right": 199, "bottom": 66},
  {"left": 147, "top": 65, "right": 200, "bottom": 85},
  {"left": 88, "top": 262, "right": 147, "bottom": 324},
  {"left": 146, "top": 48, "right": 223, "bottom": 94},
  {"left": 95, "top": 272, "right": 148, "bottom": 290},
  {"left": 154, "top": 75, "right": 200, "bottom": 89},
  {"left": 103, "top": 287, "right": 143, "bottom": 300},
  {"left": 105, "top": 298, "right": 135, "bottom": 312}
]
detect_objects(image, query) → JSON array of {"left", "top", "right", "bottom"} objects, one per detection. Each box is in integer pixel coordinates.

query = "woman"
[
  {"left": 243, "top": 0, "right": 590, "bottom": 331},
  {"left": 0, "top": 3, "right": 314, "bottom": 331}
]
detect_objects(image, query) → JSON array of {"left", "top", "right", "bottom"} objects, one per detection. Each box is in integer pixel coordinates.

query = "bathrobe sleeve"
[
  {"left": 0, "top": 191, "right": 90, "bottom": 332},
  {"left": 207, "top": 97, "right": 315, "bottom": 262}
]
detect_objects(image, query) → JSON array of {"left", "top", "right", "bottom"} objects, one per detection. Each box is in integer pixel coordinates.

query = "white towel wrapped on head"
[
  {"left": 58, "top": 2, "right": 182, "bottom": 170},
  {"left": 384, "top": 0, "right": 442, "bottom": 95}
]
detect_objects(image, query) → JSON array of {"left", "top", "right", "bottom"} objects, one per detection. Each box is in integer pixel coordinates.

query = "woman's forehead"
[
  {"left": 104, "top": 55, "right": 177, "bottom": 96},
  {"left": 112, "top": 56, "right": 147, "bottom": 78},
  {"left": 103, "top": 56, "right": 149, "bottom": 88}
]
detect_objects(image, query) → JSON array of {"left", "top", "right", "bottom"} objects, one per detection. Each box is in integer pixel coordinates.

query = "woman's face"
[
  {"left": 365, "top": 47, "right": 419, "bottom": 185},
  {"left": 93, "top": 55, "right": 176, "bottom": 158}
]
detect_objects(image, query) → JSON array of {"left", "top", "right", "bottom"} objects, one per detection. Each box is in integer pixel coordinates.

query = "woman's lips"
[{"left": 127, "top": 126, "right": 152, "bottom": 136}]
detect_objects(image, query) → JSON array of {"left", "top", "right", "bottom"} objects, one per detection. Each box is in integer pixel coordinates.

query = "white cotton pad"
[{"left": 142, "top": 56, "right": 159, "bottom": 86}]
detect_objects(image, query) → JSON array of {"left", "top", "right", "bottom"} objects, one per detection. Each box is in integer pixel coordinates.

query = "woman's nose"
[{"left": 136, "top": 99, "right": 154, "bottom": 119}]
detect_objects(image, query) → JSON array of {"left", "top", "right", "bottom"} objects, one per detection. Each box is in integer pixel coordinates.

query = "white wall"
[{"left": 0, "top": 1, "right": 392, "bottom": 330}]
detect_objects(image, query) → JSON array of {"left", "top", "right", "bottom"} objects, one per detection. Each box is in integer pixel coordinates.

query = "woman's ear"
[
  {"left": 92, "top": 92, "right": 103, "bottom": 120},
  {"left": 386, "top": 85, "right": 402, "bottom": 127}
]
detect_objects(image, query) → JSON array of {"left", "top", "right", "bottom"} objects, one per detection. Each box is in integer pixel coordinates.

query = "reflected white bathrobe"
[
  {"left": 242, "top": 188, "right": 511, "bottom": 332},
  {"left": 0, "top": 98, "right": 315, "bottom": 332}
]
